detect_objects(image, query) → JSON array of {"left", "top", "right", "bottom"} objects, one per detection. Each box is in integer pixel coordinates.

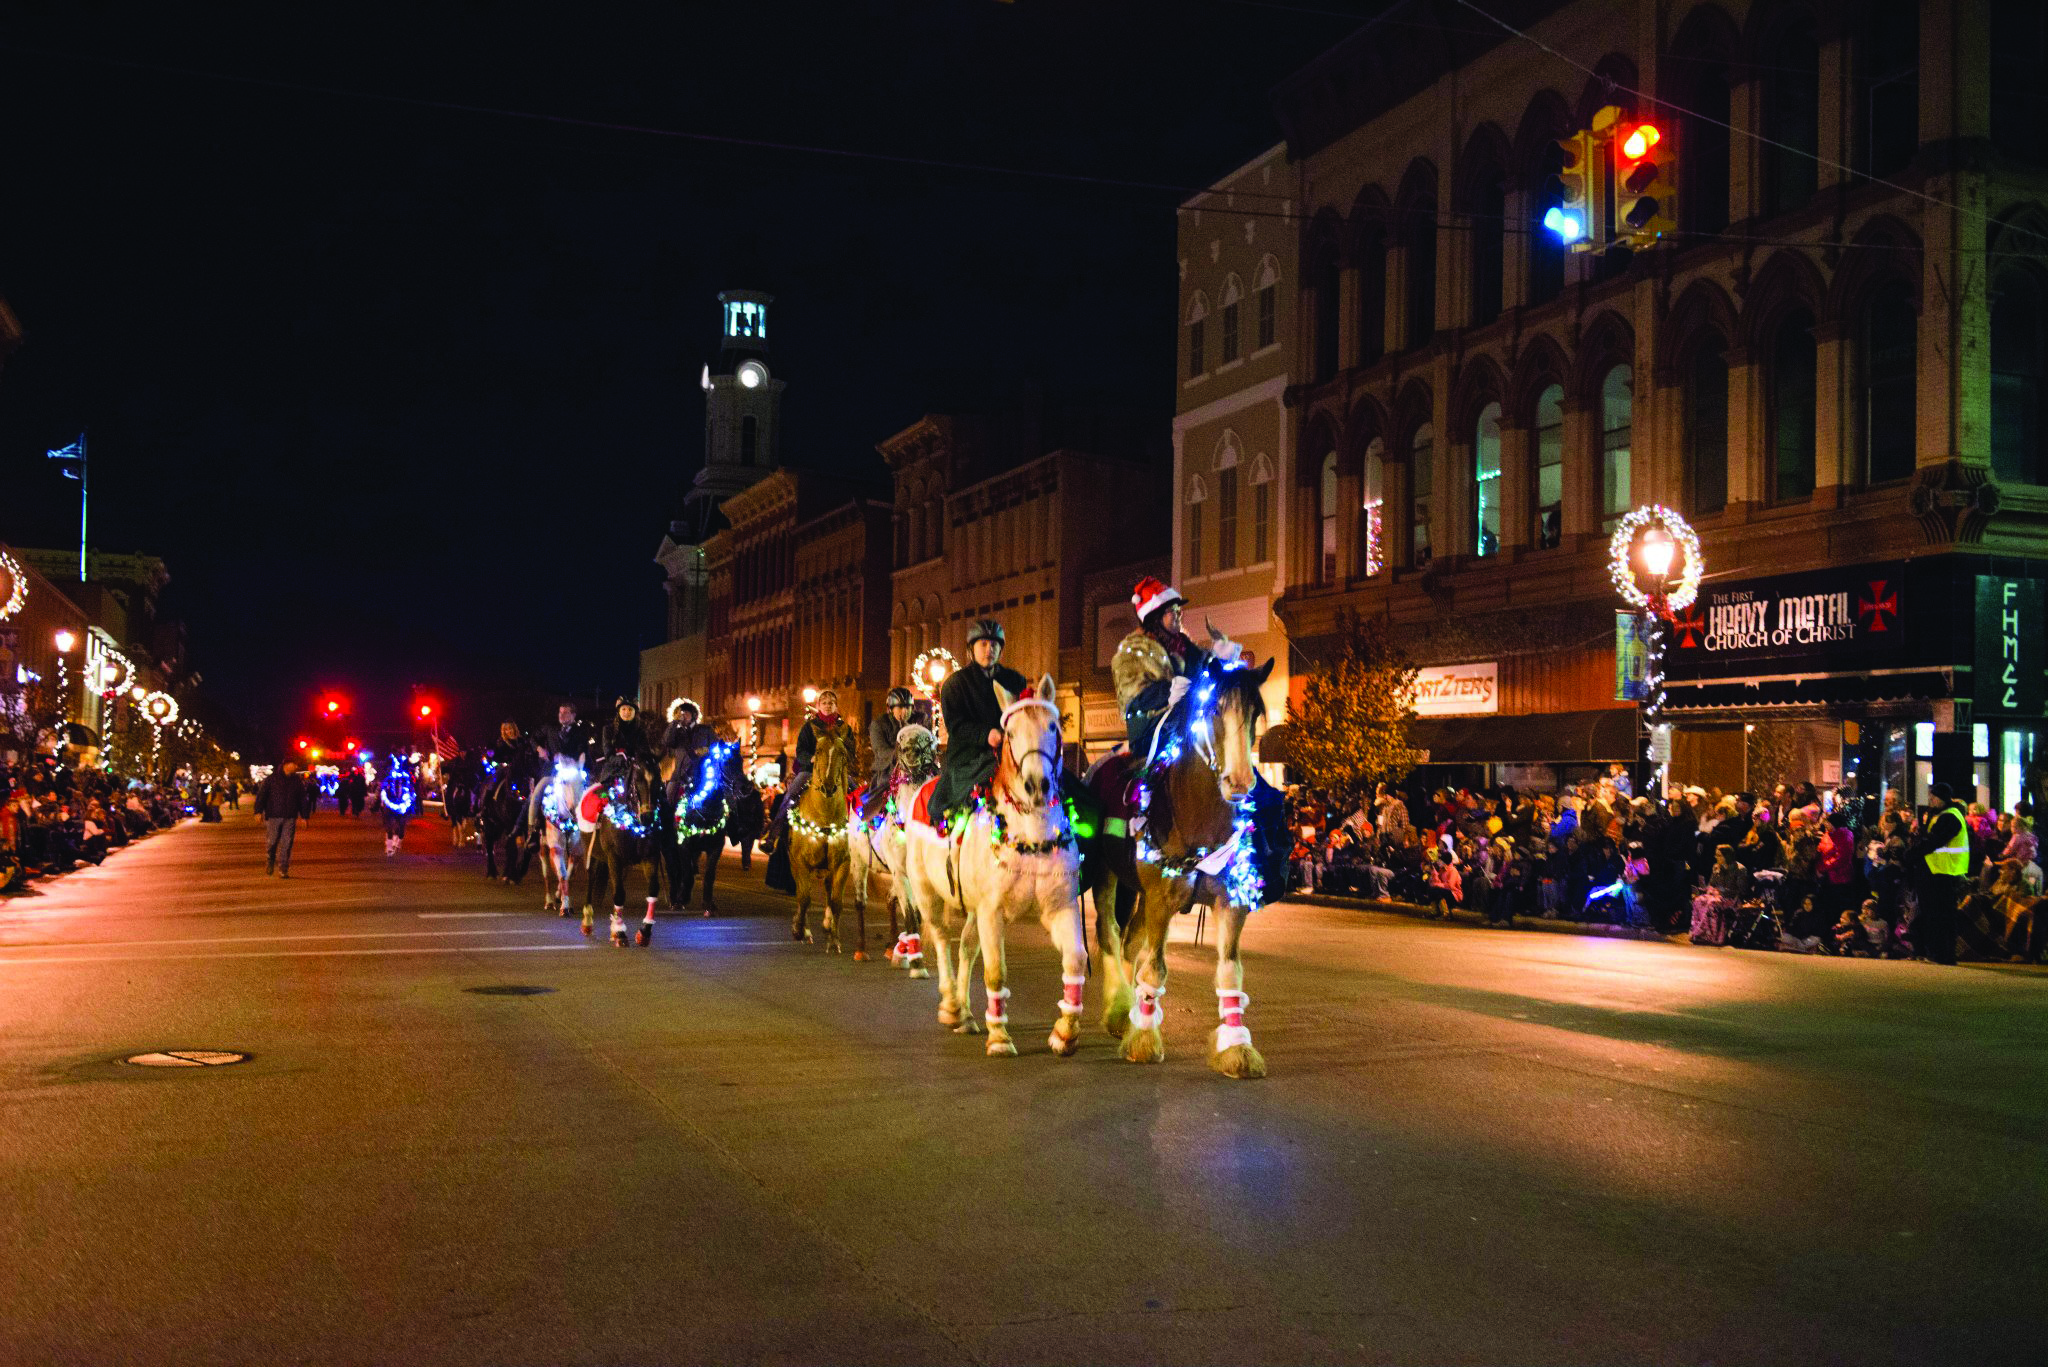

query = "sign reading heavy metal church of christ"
[{"left": 1667, "top": 562, "right": 1907, "bottom": 678}]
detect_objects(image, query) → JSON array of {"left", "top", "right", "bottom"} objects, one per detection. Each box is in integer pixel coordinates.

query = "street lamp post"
[{"left": 1609, "top": 506, "right": 1702, "bottom": 799}]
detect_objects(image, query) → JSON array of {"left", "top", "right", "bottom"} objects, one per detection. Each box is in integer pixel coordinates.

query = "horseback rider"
[
  {"left": 529, "top": 702, "right": 597, "bottom": 831},
  {"left": 1114, "top": 576, "right": 1241, "bottom": 758},
  {"left": 662, "top": 698, "right": 718, "bottom": 774},
  {"left": 597, "top": 697, "right": 654, "bottom": 780},
  {"left": 485, "top": 719, "right": 538, "bottom": 788},
  {"left": 868, "top": 686, "right": 916, "bottom": 793},
  {"left": 927, "top": 618, "right": 1027, "bottom": 827}
]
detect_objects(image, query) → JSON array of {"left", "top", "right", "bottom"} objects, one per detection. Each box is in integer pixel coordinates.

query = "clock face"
[{"left": 737, "top": 360, "right": 768, "bottom": 389}]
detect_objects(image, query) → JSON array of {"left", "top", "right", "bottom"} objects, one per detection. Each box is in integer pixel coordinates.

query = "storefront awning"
[
  {"left": 1664, "top": 669, "right": 1955, "bottom": 712},
  {"left": 1406, "top": 708, "right": 1639, "bottom": 765}
]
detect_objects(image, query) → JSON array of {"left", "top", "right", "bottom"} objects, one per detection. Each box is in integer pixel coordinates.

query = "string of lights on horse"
[
  {"left": 380, "top": 757, "right": 418, "bottom": 817},
  {"left": 1133, "top": 660, "right": 1264, "bottom": 908},
  {"left": 674, "top": 741, "right": 736, "bottom": 840}
]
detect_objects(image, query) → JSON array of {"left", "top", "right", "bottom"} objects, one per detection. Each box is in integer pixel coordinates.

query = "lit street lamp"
[{"left": 1609, "top": 506, "right": 1702, "bottom": 797}]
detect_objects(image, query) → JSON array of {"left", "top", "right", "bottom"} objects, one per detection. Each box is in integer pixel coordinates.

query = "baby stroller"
[{"left": 1727, "top": 868, "right": 1785, "bottom": 950}]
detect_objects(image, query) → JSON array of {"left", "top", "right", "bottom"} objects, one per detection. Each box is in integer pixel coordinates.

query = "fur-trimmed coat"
[{"left": 1114, "top": 628, "right": 1214, "bottom": 751}]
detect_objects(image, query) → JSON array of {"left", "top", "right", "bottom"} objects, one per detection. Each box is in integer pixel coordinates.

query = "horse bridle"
[{"left": 998, "top": 703, "right": 1062, "bottom": 814}]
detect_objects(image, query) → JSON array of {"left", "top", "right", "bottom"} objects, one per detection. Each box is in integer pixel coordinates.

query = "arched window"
[
  {"left": 1861, "top": 281, "right": 1917, "bottom": 484},
  {"left": 1533, "top": 384, "right": 1565, "bottom": 547},
  {"left": 1318, "top": 451, "right": 1340, "bottom": 583},
  {"left": 1771, "top": 310, "right": 1819, "bottom": 501},
  {"left": 1466, "top": 166, "right": 1505, "bottom": 326},
  {"left": 1313, "top": 248, "right": 1341, "bottom": 381},
  {"left": 1600, "top": 365, "right": 1633, "bottom": 526},
  {"left": 1764, "top": 19, "right": 1821, "bottom": 216},
  {"left": 1361, "top": 438, "right": 1386, "bottom": 575},
  {"left": 1218, "top": 464, "right": 1241, "bottom": 570},
  {"left": 1687, "top": 70, "right": 1733, "bottom": 234},
  {"left": 1403, "top": 201, "right": 1437, "bottom": 350},
  {"left": 1249, "top": 453, "right": 1275, "bottom": 563},
  {"left": 1254, "top": 255, "right": 1281, "bottom": 350},
  {"left": 1992, "top": 268, "right": 2047, "bottom": 484},
  {"left": 1686, "top": 347, "right": 1729, "bottom": 515},
  {"left": 1220, "top": 274, "right": 1244, "bottom": 365},
  {"left": 1186, "top": 292, "right": 1209, "bottom": 380},
  {"left": 1862, "top": 0, "right": 1919, "bottom": 178},
  {"left": 741, "top": 414, "right": 758, "bottom": 464},
  {"left": 1992, "top": 0, "right": 2048, "bottom": 162},
  {"left": 1187, "top": 473, "right": 1208, "bottom": 577},
  {"left": 1355, "top": 227, "right": 1387, "bottom": 364},
  {"left": 1409, "top": 423, "right": 1434, "bottom": 569},
  {"left": 1473, "top": 402, "right": 1502, "bottom": 556}
]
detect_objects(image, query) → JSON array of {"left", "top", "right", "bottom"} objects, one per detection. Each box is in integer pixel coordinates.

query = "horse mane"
[{"left": 1150, "top": 660, "right": 1266, "bottom": 858}]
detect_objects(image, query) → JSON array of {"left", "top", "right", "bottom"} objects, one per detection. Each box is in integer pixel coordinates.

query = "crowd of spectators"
[
  {"left": 1288, "top": 771, "right": 2044, "bottom": 964},
  {"left": 0, "top": 747, "right": 219, "bottom": 891}
]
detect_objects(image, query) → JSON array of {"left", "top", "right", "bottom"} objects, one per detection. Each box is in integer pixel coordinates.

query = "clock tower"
[{"left": 686, "top": 288, "right": 783, "bottom": 519}]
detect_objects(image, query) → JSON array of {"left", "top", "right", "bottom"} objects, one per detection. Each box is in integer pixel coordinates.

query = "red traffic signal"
[
  {"left": 1619, "top": 121, "right": 1661, "bottom": 162},
  {"left": 296, "top": 737, "right": 310, "bottom": 751},
  {"left": 417, "top": 703, "right": 435, "bottom": 719},
  {"left": 321, "top": 694, "right": 347, "bottom": 717}
]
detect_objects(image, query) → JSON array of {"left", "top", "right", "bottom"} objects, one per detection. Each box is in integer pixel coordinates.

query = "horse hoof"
[
  {"left": 1208, "top": 1040, "right": 1268, "bottom": 1080},
  {"left": 907, "top": 965, "right": 930, "bottom": 980},
  {"left": 937, "top": 1006, "right": 961, "bottom": 1027},
  {"left": 986, "top": 1037, "right": 1017, "bottom": 1058},
  {"left": 611, "top": 931, "right": 627, "bottom": 947},
  {"left": 1048, "top": 1027, "right": 1081, "bottom": 1057},
  {"left": 702, "top": 905, "right": 716, "bottom": 918},
  {"left": 958, "top": 1018, "right": 986, "bottom": 1036},
  {"left": 1119, "top": 1026, "right": 1165, "bottom": 1064},
  {"left": 634, "top": 927, "right": 651, "bottom": 947},
  {"left": 804, "top": 931, "right": 815, "bottom": 945}
]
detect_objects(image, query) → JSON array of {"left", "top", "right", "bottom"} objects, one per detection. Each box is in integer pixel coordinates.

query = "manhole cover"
[
  {"left": 464, "top": 985, "right": 555, "bottom": 996},
  {"left": 123, "top": 1051, "right": 248, "bottom": 1067}
]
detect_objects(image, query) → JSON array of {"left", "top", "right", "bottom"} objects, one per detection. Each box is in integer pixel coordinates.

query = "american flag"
[{"left": 434, "top": 729, "right": 460, "bottom": 761}]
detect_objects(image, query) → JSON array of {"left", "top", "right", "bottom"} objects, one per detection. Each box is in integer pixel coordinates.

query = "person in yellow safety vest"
[{"left": 1908, "top": 781, "right": 1970, "bottom": 965}]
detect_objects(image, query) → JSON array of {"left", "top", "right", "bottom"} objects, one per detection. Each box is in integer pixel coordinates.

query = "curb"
[{"left": 1287, "top": 890, "right": 1685, "bottom": 943}]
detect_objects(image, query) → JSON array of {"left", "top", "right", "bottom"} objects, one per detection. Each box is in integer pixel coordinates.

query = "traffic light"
[
  {"left": 322, "top": 695, "right": 345, "bottom": 718},
  {"left": 417, "top": 703, "right": 435, "bottom": 720},
  {"left": 1546, "top": 129, "right": 1608, "bottom": 253},
  {"left": 296, "top": 737, "right": 310, "bottom": 751},
  {"left": 1614, "top": 119, "right": 1677, "bottom": 248}
]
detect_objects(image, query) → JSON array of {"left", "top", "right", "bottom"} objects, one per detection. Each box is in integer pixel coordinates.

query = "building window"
[
  {"left": 1863, "top": 1, "right": 1919, "bottom": 179},
  {"left": 1533, "top": 384, "right": 1564, "bottom": 547},
  {"left": 1318, "top": 451, "right": 1340, "bottom": 583},
  {"left": 1221, "top": 301, "right": 1240, "bottom": 363},
  {"left": 1410, "top": 423, "right": 1434, "bottom": 569},
  {"left": 1686, "top": 348, "right": 1729, "bottom": 515},
  {"left": 1362, "top": 437, "right": 1386, "bottom": 575},
  {"left": 1685, "top": 71, "right": 1733, "bottom": 235},
  {"left": 1356, "top": 229, "right": 1387, "bottom": 364},
  {"left": 1188, "top": 317, "right": 1206, "bottom": 378},
  {"left": 1992, "top": 0, "right": 2048, "bottom": 162},
  {"left": 1862, "top": 281, "right": 1918, "bottom": 484},
  {"left": 1250, "top": 453, "right": 1274, "bottom": 563},
  {"left": 1764, "top": 19, "right": 1821, "bottom": 216},
  {"left": 1473, "top": 402, "right": 1502, "bottom": 556},
  {"left": 1601, "top": 365, "right": 1633, "bottom": 526},
  {"left": 740, "top": 414, "right": 757, "bottom": 464},
  {"left": 1992, "top": 269, "right": 2046, "bottom": 484},
  {"left": 1187, "top": 474, "right": 1207, "bottom": 577},
  {"left": 1404, "top": 205, "right": 1436, "bottom": 350},
  {"left": 1772, "top": 310, "right": 1819, "bottom": 501},
  {"left": 1217, "top": 466, "right": 1239, "bottom": 569},
  {"left": 1254, "top": 254, "right": 1280, "bottom": 351}
]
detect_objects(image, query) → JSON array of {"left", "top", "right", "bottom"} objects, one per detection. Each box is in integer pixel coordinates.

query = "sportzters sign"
[
  {"left": 1411, "top": 662, "right": 1498, "bottom": 716},
  {"left": 1669, "top": 563, "right": 1906, "bottom": 673}
]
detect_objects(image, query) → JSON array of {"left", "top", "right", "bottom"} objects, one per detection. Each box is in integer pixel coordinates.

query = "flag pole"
[{"left": 78, "top": 432, "right": 88, "bottom": 583}]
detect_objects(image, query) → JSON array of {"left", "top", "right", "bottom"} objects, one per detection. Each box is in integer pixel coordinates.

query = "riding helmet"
[
  {"left": 885, "top": 686, "right": 913, "bottom": 708},
  {"left": 966, "top": 618, "right": 1005, "bottom": 646}
]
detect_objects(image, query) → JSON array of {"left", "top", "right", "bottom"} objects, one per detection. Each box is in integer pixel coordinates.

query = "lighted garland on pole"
[
  {"left": 1608, "top": 505, "right": 1702, "bottom": 794},
  {"left": 140, "top": 690, "right": 179, "bottom": 778},
  {"left": 0, "top": 550, "right": 25, "bottom": 621},
  {"left": 910, "top": 647, "right": 958, "bottom": 700}
]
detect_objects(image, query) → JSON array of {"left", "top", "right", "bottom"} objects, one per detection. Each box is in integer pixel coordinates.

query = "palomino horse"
[
  {"left": 849, "top": 724, "right": 938, "bottom": 976},
  {"left": 582, "top": 756, "right": 666, "bottom": 947},
  {"left": 789, "top": 727, "right": 855, "bottom": 954},
  {"left": 537, "top": 761, "right": 588, "bottom": 917},
  {"left": 1083, "top": 656, "right": 1274, "bottom": 1079},
  {"left": 902, "top": 674, "right": 1087, "bottom": 1059}
]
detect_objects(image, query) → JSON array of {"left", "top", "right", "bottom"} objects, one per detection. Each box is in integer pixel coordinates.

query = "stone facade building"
[{"left": 1226, "top": 0, "right": 2047, "bottom": 807}]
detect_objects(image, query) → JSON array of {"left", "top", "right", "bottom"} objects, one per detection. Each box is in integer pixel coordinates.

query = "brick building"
[{"left": 1215, "top": 0, "right": 2047, "bottom": 808}]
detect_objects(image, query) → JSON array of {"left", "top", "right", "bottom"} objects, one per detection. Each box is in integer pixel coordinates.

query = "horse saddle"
[
  {"left": 908, "top": 777, "right": 942, "bottom": 832},
  {"left": 1083, "top": 751, "right": 1143, "bottom": 839}
]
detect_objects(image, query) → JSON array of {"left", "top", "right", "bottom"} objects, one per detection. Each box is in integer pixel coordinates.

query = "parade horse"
[
  {"left": 849, "top": 724, "right": 938, "bottom": 976},
  {"left": 668, "top": 741, "right": 741, "bottom": 916},
  {"left": 582, "top": 755, "right": 666, "bottom": 946},
  {"left": 789, "top": 727, "right": 855, "bottom": 954},
  {"left": 901, "top": 675, "right": 1087, "bottom": 1059},
  {"left": 442, "top": 767, "right": 478, "bottom": 849},
  {"left": 536, "top": 761, "right": 588, "bottom": 916},
  {"left": 478, "top": 771, "right": 530, "bottom": 883},
  {"left": 1082, "top": 655, "right": 1274, "bottom": 1078}
]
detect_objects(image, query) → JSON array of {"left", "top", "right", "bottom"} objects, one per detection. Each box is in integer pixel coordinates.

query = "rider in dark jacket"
[
  {"left": 598, "top": 698, "right": 653, "bottom": 776},
  {"left": 928, "top": 619, "right": 1026, "bottom": 825}
]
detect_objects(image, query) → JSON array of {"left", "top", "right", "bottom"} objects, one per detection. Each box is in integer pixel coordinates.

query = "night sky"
[{"left": 0, "top": 0, "right": 1356, "bottom": 750}]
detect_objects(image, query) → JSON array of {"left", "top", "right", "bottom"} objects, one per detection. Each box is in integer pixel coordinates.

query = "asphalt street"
[{"left": 2, "top": 803, "right": 2044, "bottom": 1366}]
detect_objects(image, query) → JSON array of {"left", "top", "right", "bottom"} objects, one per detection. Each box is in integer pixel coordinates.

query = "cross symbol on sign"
[
  {"left": 1858, "top": 581, "right": 1898, "bottom": 632},
  {"left": 1671, "top": 605, "right": 1706, "bottom": 648}
]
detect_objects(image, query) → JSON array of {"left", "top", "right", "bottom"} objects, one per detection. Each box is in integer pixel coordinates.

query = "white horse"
[
  {"left": 537, "top": 760, "right": 588, "bottom": 922},
  {"left": 849, "top": 724, "right": 937, "bottom": 977},
  {"left": 901, "top": 674, "right": 1086, "bottom": 1059}
]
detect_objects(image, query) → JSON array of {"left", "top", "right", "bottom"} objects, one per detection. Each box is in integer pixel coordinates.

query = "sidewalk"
[{"left": 1289, "top": 887, "right": 1685, "bottom": 942}]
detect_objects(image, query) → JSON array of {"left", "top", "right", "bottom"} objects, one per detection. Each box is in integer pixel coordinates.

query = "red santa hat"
[{"left": 1131, "top": 576, "right": 1184, "bottom": 622}]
